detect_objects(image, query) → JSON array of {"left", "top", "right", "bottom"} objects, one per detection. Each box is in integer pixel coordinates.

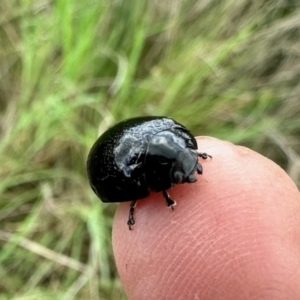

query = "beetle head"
[{"left": 144, "top": 129, "right": 199, "bottom": 191}]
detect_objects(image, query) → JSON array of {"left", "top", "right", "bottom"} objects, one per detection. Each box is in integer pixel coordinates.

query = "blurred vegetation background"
[{"left": 1, "top": 0, "right": 300, "bottom": 299}]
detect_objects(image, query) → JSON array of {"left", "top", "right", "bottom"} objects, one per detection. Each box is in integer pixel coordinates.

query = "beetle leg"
[
  {"left": 163, "top": 190, "right": 176, "bottom": 210},
  {"left": 188, "top": 174, "right": 197, "bottom": 182},
  {"left": 198, "top": 152, "right": 212, "bottom": 160},
  {"left": 196, "top": 163, "right": 203, "bottom": 174},
  {"left": 127, "top": 200, "right": 137, "bottom": 230}
]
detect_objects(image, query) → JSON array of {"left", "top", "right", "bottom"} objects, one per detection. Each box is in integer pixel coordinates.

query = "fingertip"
[{"left": 113, "top": 137, "right": 300, "bottom": 300}]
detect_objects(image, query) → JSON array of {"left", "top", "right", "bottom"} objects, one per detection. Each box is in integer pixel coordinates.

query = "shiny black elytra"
[{"left": 87, "top": 116, "right": 211, "bottom": 230}]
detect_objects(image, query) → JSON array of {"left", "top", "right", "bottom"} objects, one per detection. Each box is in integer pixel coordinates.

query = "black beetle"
[{"left": 87, "top": 116, "right": 211, "bottom": 230}]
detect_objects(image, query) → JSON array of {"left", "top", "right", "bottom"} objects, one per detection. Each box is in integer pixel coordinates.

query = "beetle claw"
[
  {"left": 198, "top": 152, "right": 212, "bottom": 160},
  {"left": 127, "top": 200, "right": 137, "bottom": 230},
  {"left": 163, "top": 190, "right": 176, "bottom": 209}
]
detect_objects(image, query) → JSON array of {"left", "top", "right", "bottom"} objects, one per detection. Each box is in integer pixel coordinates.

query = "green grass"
[{"left": 1, "top": 0, "right": 300, "bottom": 299}]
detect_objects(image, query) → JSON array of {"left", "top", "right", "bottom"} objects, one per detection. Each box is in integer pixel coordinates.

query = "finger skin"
[{"left": 112, "top": 137, "right": 300, "bottom": 300}]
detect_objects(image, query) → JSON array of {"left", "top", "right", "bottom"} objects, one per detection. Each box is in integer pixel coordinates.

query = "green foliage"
[{"left": 0, "top": 0, "right": 300, "bottom": 298}]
